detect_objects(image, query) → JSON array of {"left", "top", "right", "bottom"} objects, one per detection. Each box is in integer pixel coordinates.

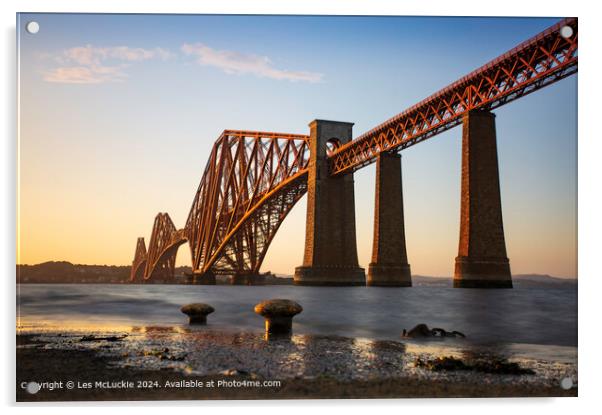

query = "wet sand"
[{"left": 16, "top": 328, "right": 577, "bottom": 401}]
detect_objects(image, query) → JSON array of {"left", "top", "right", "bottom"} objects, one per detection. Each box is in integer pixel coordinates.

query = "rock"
[
  {"left": 402, "top": 324, "right": 467, "bottom": 339},
  {"left": 80, "top": 334, "right": 127, "bottom": 342},
  {"left": 142, "top": 347, "right": 186, "bottom": 361},
  {"left": 430, "top": 328, "right": 447, "bottom": 337},
  {"left": 254, "top": 299, "right": 302, "bottom": 336},
  {"left": 403, "top": 324, "right": 432, "bottom": 338},
  {"left": 180, "top": 303, "right": 215, "bottom": 325},
  {"left": 416, "top": 356, "right": 535, "bottom": 375},
  {"left": 415, "top": 356, "right": 470, "bottom": 371},
  {"left": 219, "top": 369, "right": 251, "bottom": 376},
  {"left": 473, "top": 359, "right": 535, "bottom": 375}
]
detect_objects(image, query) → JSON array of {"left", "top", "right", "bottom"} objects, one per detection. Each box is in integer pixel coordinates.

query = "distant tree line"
[{"left": 16, "top": 261, "right": 192, "bottom": 284}]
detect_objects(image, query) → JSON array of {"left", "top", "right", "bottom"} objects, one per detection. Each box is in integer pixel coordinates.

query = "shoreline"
[{"left": 17, "top": 327, "right": 577, "bottom": 401}]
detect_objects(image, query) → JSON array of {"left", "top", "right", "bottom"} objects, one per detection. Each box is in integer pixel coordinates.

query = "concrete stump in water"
[
  {"left": 180, "top": 303, "right": 215, "bottom": 325},
  {"left": 254, "top": 299, "right": 302, "bottom": 336}
]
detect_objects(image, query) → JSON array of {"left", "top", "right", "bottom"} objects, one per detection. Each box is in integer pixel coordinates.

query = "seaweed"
[{"left": 415, "top": 356, "right": 535, "bottom": 375}]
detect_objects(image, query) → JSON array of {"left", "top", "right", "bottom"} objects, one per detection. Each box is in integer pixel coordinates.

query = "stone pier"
[
  {"left": 230, "top": 273, "right": 266, "bottom": 285},
  {"left": 294, "top": 120, "right": 365, "bottom": 286},
  {"left": 193, "top": 271, "right": 216, "bottom": 285},
  {"left": 454, "top": 110, "right": 512, "bottom": 288},
  {"left": 367, "top": 152, "right": 412, "bottom": 287},
  {"left": 230, "top": 274, "right": 250, "bottom": 285}
]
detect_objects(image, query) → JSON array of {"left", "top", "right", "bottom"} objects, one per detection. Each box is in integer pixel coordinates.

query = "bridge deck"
[{"left": 328, "top": 17, "right": 577, "bottom": 175}]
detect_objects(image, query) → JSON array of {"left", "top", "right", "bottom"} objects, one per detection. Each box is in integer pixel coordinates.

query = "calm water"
[{"left": 17, "top": 283, "right": 577, "bottom": 350}]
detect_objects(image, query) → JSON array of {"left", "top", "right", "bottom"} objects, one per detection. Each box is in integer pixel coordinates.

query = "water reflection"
[
  {"left": 20, "top": 326, "right": 576, "bottom": 386},
  {"left": 18, "top": 283, "right": 577, "bottom": 363}
]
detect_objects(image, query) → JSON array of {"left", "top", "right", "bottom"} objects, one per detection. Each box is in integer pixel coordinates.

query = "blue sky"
[{"left": 17, "top": 14, "right": 577, "bottom": 277}]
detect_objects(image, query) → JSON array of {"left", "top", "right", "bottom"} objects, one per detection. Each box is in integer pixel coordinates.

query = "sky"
[{"left": 17, "top": 14, "right": 577, "bottom": 278}]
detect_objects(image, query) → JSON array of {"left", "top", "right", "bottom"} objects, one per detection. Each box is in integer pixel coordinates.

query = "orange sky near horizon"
[{"left": 16, "top": 14, "right": 577, "bottom": 279}]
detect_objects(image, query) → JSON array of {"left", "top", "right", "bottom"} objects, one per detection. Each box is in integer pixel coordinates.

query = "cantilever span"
[
  {"left": 130, "top": 237, "right": 147, "bottom": 281},
  {"left": 328, "top": 17, "right": 578, "bottom": 175},
  {"left": 186, "top": 130, "right": 310, "bottom": 278},
  {"left": 131, "top": 18, "right": 577, "bottom": 285},
  {"left": 132, "top": 130, "right": 310, "bottom": 282},
  {"left": 131, "top": 212, "right": 188, "bottom": 282}
]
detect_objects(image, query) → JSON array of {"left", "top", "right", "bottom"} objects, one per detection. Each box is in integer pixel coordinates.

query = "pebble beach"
[{"left": 16, "top": 324, "right": 577, "bottom": 401}]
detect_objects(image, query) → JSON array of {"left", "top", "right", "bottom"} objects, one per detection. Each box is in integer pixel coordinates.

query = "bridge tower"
[
  {"left": 367, "top": 152, "right": 412, "bottom": 286},
  {"left": 454, "top": 110, "right": 512, "bottom": 288},
  {"left": 294, "top": 120, "right": 365, "bottom": 286}
]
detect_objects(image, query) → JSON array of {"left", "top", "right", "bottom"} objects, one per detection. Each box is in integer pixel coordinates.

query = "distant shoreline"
[{"left": 16, "top": 261, "right": 577, "bottom": 287}]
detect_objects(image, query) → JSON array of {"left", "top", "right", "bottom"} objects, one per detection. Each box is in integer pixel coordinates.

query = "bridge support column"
[
  {"left": 294, "top": 120, "right": 365, "bottom": 286},
  {"left": 230, "top": 273, "right": 266, "bottom": 285},
  {"left": 230, "top": 274, "right": 248, "bottom": 285},
  {"left": 367, "top": 153, "right": 412, "bottom": 287},
  {"left": 454, "top": 110, "right": 512, "bottom": 288},
  {"left": 193, "top": 271, "right": 216, "bottom": 285}
]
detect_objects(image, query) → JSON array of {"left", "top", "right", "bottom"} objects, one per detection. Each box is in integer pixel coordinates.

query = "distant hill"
[
  {"left": 16, "top": 261, "right": 191, "bottom": 284},
  {"left": 511, "top": 274, "right": 577, "bottom": 287},
  {"left": 266, "top": 274, "right": 576, "bottom": 288},
  {"left": 16, "top": 262, "right": 576, "bottom": 287},
  {"left": 412, "top": 274, "right": 576, "bottom": 288}
]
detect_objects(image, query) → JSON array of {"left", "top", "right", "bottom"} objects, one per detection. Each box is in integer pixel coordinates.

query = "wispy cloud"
[
  {"left": 43, "top": 66, "right": 126, "bottom": 84},
  {"left": 43, "top": 45, "right": 172, "bottom": 84},
  {"left": 181, "top": 43, "right": 323, "bottom": 83},
  {"left": 41, "top": 43, "right": 323, "bottom": 84}
]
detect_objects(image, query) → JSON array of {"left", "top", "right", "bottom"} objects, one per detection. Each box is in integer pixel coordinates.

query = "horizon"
[
  {"left": 15, "top": 260, "right": 577, "bottom": 280},
  {"left": 17, "top": 14, "right": 577, "bottom": 278}
]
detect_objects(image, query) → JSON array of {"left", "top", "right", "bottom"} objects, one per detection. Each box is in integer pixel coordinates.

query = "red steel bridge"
[{"left": 131, "top": 18, "right": 577, "bottom": 286}]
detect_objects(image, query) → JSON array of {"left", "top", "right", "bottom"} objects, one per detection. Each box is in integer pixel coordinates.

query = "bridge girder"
[
  {"left": 143, "top": 213, "right": 187, "bottom": 281},
  {"left": 131, "top": 18, "right": 578, "bottom": 283},
  {"left": 185, "top": 130, "right": 310, "bottom": 276},
  {"left": 328, "top": 17, "right": 578, "bottom": 175},
  {"left": 130, "top": 237, "right": 147, "bottom": 281}
]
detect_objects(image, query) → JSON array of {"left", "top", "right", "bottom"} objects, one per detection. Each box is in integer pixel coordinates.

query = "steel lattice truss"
[
  {"left": 185, "top": 130, "right": 310, "bottom": 275},
  {"left": 131, "top": 212, "right": 188, "bottom": 281},
  {"left": 329, "top": 17, "right": 578, "bottom": 175},
  {"left": 131, "top": 18, "right": 577, "bottom": 282},
  {"left": 130, "top": 237, "right": 147, "bottom": 281}
]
